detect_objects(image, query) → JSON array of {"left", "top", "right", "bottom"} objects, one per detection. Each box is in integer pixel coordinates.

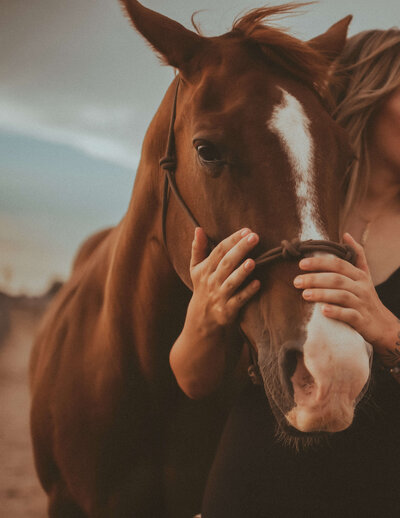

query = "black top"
[
  {"left": 202, "top": 268, "right": 400, "bottom": 518},
  {"left": 375, "top": 266, "right": 400, "bottom": 317}
]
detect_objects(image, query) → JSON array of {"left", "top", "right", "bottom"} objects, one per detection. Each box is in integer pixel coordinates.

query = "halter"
[{"left": 159, "top": 77, "right": 356, "bottom": 385}]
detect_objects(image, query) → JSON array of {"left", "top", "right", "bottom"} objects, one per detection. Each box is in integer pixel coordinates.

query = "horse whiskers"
[
  {"left": 355, "top": 369, "right": 385, "bottom": 421},
  {"left": 273, "top": 423, "right": 333, "bottom": 452},
  {"left": 258, "top": 351, "right": 296, "bottom": 415}
]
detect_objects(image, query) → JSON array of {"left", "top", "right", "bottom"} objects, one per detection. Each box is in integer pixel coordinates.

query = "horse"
[{"left": 30, "top": 2, "right": 371, "bottom": 516}]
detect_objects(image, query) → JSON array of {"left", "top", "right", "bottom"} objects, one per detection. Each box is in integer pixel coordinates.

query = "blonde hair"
[{"left": 332, "top": 29, "right": 400, "bottom": 230}]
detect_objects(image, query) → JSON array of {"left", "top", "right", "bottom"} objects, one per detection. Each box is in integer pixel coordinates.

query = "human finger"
[
  {"left": 294, "top": 272, "right": 358, "bottom": 294},
  {"left": 214, "top": 232, "right": 259, "bottom": 283},
  {"left": 298, "top": 254, "right": 363, "bottom": 281},
  {"left": 343, "top": 233, "right": 370, "bottom": 274},
  {"left": 321, "top": 304, "right": 362, "bottom": 331},
  {"left": 220, "top": 258, "right": 256, "bottom": 299},
  {"left": 226, "top": 279, "right": 261, "bottom": 315},
  {"left": 190, "top": 228, "right": 209, "bottom": 270},
  {"left": 206, "top": 228, "right": 252, "bottom": 272},
  {"left": 320, "top": 304, "right": 363, "bottom": 329},
  {"left": 302, "top": 288, "right": 360, "bottom": 309}
]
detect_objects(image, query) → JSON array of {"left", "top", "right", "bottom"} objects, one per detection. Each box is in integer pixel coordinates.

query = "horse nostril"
[{"left": 279, "top": 341, "right": 304, "bottom": 398}]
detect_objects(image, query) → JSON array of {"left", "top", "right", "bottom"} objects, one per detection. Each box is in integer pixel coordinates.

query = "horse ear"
[
  {"left": 308, "top": 15, "right": 352, "bottom": 62},
  {"left": 120, "top": 0, "right": 205, "bottom": 71}
]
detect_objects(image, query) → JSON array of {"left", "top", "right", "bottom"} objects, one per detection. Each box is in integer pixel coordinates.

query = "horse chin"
[
  {"left": 285, "top": 402, "right": 354, "bottom": 433},
  {"left": 263, "top": 392, "right": 334, "bottom": 450}
]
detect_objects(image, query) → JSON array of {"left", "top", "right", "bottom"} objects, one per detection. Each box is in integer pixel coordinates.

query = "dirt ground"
[{"left": 0, "top": 306, "right": 47, "bottom": 517}]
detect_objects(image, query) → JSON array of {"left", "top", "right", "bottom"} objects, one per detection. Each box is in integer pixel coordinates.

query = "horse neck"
[{"left": 103, "top": 82, "right": 190, "bottom": 383}]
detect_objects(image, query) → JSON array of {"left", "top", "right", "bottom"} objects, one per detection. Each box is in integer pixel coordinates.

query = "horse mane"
[{"left": 229, "top": 4, "right": 331, "bottom": 96}]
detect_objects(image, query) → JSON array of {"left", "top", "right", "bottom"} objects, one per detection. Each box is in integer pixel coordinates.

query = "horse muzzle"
[
  {"left": 278, "top": 305, "right": 372, "bottom": 433},
  {"left": 284, "top": 351, "right": 362, "bottom": 432}
]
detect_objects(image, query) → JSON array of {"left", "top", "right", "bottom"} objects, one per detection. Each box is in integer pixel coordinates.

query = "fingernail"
[
  {"left": 244, "top": 259, "right": 254, "bottom": 271},
  {"left": 247, "top": 233, "right": 258, "bottom": 244},
  {"left": 293, "top": 276, "right": 303, "bottom": 287},
  {"left": 322, "top": 304, "right": 331, "bottom": 314},
  {"left": 252, "top": 280, "right": 260, "bottom": 289},
  {"left": 303, "top": 289, "right": 312, "bottom": 298},
  {"left": 241, "top": 228, "right": 251, "bottom": 237},
  {"left": 299, "top": 259, "right": 310, "bottom": 268}
]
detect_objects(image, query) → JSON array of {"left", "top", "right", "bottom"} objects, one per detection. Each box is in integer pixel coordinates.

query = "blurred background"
[{"left": 1, "top": 1, "right": 399, "bottom": 516}]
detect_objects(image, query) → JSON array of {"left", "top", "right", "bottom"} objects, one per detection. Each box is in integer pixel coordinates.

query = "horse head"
[{"left": 121, "top": 1, "right": 372, "bottom": 439}]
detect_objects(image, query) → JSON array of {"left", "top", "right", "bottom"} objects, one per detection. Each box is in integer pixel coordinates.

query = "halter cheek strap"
[
  {"left": 160, "top": 78, "right": 207, "bottom": 251},
  {"left": 159, "top": 76, "right": 356, "bottom": 386}
]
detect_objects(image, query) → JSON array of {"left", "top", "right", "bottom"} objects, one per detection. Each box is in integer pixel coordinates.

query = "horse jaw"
[{"left": 285, "top": 303, "right": 372, "bottom": 433}]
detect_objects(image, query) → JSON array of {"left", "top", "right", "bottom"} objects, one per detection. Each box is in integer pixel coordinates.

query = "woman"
[{"left": 170, "top": 29, "right": 400, "bottom": 517}]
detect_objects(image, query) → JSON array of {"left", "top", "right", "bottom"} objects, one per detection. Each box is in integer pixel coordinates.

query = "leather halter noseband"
[{"left": 159, "top": 77, "right": 356, "bottom": 385}]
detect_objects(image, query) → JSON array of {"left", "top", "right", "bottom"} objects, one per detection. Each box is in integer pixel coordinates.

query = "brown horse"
[{"left": 30, "top": 2, "right": 371, "bottom": 516}]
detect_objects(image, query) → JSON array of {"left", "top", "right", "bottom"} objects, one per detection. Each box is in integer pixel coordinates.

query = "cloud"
[{"left": 0, "top": 98, "right": 141, "bottom": 170}]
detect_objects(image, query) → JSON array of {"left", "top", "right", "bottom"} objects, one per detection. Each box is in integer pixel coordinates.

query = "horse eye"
[{"left": 196, "top": 143, "right": 220, "bottom": 163}]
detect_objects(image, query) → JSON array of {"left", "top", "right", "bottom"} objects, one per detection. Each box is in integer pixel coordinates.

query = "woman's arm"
[
  {"left": 372, "top": 318, "right": 400, "bottom": 381},
  {"left": 170, "top": 227, "right": 260, "bottom": 399},
  {"left": 293, "top": 232, "right": 400, "bottom": 382}
]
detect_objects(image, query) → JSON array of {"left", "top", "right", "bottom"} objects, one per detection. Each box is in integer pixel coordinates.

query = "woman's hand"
[
  {"left": 293, "top": 232, "right": 398, "bottom": 354},
  {"left": 187, "top": 227, "right": 260, "bottom": 333},
  {"left": 169, "top": 227, "right": 260, "bottom": 398}
]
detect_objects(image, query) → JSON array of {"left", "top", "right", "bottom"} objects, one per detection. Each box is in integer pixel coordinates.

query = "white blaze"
[{"left": 268, "top": 88, "right": 326, "bottom": 241}]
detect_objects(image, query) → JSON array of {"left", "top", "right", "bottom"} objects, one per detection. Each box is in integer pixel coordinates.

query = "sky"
[{"left": 1, "top": 0, "right": 400, "bottom": 295}]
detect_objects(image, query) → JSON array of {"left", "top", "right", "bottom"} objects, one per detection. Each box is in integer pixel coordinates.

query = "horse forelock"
[{"left": 228, "top": 4, "right": 331, "bottom": 96}]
